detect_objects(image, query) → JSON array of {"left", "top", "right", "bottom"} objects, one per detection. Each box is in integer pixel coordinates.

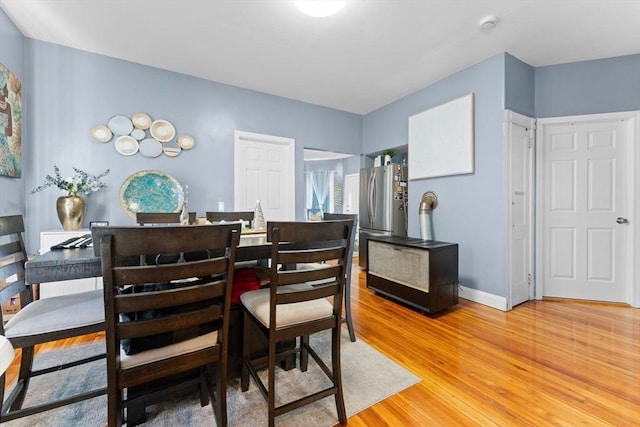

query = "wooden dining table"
[{"left": 24, "top": 232, "right": 271, "bottom": 286}]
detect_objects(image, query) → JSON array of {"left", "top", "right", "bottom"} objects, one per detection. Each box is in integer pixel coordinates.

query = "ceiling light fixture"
[
  {"left": 295, "top": 0, "right": 346, "bottom": 18},
  {"left": 479, "top": 15, "right": 498, "bottom": 31}
]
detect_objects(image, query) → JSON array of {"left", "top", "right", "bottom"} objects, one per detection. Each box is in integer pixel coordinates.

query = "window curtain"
[{"left": 309, "top": 170, "right": 332, "bottom": 215}]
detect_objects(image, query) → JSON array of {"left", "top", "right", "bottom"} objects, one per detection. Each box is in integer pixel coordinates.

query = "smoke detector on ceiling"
[{"left": 479, "top": 15, "right": 498, "bottom": 31}]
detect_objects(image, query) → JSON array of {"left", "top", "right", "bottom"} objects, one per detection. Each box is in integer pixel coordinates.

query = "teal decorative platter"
[{"left": 119, "top": 170, "right": 184, "bottom": 219}]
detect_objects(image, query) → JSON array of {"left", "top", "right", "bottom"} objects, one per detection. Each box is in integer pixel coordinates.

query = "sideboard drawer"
[{"left": 369, "top": 240, "right": 430, "bottom": 292}]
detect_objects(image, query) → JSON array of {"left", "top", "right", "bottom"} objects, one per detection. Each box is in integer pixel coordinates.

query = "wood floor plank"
[{"left": 4, "top": 259, "right": 639, "bottom": 425}]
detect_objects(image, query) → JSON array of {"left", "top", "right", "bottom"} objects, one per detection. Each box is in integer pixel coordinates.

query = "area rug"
[{"left": 4, "top": 330, "right": 419, "bottom": 426}]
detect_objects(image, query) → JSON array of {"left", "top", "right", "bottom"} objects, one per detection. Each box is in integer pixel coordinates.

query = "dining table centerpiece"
[{"left": 32, "top": 165, "right": 110, "bottom": 230}]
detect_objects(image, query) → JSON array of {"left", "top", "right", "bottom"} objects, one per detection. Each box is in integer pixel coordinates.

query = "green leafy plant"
[
  {"left": 382, "top": 149, "right": 395, "bottom": 158},
  {"left": 32, "top": 165, "right": 110, "bottom": 196}
]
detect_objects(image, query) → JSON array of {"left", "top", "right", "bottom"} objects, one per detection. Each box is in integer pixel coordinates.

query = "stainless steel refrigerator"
[{"left": 359, "top": 163, "right": 408, "bottom": 268}]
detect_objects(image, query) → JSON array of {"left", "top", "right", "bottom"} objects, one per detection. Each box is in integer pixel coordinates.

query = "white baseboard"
[{"left": 459, "top": 285, "right": 508, "bottom": 311}]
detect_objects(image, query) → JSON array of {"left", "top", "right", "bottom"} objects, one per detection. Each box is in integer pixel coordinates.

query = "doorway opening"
[{"left": 303, "top": 148, "right": 359, "bottom": 250}]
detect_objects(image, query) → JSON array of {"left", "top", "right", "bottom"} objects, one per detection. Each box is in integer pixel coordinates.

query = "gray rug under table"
[{"left": 5, "top": 329, "right": 419, "bottom": 426}]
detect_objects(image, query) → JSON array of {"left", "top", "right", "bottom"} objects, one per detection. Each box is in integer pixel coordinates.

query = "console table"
[{"left": 366, "top": 236, "right": 458, "bottom": 314}]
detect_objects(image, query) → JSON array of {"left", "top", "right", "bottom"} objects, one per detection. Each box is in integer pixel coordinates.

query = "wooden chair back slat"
[
  {"left": 111, "top": 257, "right": 228, "bottom": 286},
  {"left": 115, "top": 280, "right": 224, "bottom": 313},
  {"left": 136, "top": 212, "right": 181, "bottom": 225},
  {"left": 117, "top": 306, "right": 222, "bottom": 340},
  {"left": 278, "top": 246, "right": 344, "bottom": 265},
  {"left": 275, "top": 282, "right": 339, "bottom": 305},
  {"left": 276, "top": 264, "right": 341, "bottom": 286},
  {"left": 267, "top": 220, "right": 350, "bottom": 243},
  {"left": 206, "top": 211, "right": 254, "bottom": 223}
]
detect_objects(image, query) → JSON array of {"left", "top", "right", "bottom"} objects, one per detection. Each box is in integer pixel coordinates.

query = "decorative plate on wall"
[
  {"left": 90, "top": 125, "right": 112, "bottom": 143},
  {"left": 177, "top": 134, "right": 195, "bottom": 150},
  {"left": 162, "top": 141, "right": 181, "bottom": 157},
  {"left": 132, "top": 112, "right": 152, "bottom": 130},
  {"left": 130, "top": 128, "right": 146, "bottom": 140},
  {"left": 108, "top": 115, "right": 133, "bottom": 136},
  {"left": 114, "top": 135, "right": 139, "bottom": 156},
  {"left": 119, "top": 170, "right": 184, "bottom": 219},
  {"left": 138, "top": 138, "right": 163, "bottom": 158},
  {"left": 150, "top": 120, "right": 176, "bottom": 142}
]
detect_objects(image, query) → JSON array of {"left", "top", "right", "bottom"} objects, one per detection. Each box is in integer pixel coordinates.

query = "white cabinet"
[{"left": 39, "top": 230, "right": 102, "bottom": 298}]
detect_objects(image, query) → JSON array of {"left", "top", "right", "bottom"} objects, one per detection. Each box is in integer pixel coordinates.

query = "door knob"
[{"left": 616, "top": 217, "right": 629, "bottom": 224}]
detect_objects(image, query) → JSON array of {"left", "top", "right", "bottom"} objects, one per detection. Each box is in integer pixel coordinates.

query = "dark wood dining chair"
[
  {"left": 240, "top": 220, "right": 352, "bottom": 427},
  {"left": 0, "top": 215, "right": 106, "bottom": 422},
  {"left": 135, "top": 212, "right": 182, "bottom": 225},
  {"left": 323, "top": 213, "right": 358, "bottom": 342},
  {"left": 206, "top": 211, "right": 254, "bottom": 228},
  {"left": 98, "top": 223, "right": 240, "bottom": 427}
]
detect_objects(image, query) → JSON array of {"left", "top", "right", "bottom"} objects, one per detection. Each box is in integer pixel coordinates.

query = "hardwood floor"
[
  {"left": 4, "top": 262, "right": 640, "bottom": 425},
  {"left": 347, "top": 267, "right": 640, "bottom": 426}
]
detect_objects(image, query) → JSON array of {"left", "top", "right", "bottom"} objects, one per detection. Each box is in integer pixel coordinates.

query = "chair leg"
[
  {"left": 300, "top": 335, "right": 309, "bottom": 372},
  {"left": 344, "top": 272, "right": 356, "bottom": 342},
  {"left": 10, "top": 345, "right": 35, "bottom": 411},
  {"left": 268, "top": 334, "right": 277, "bottom": 427},
  {"left": 331, "top": 326, "right": 347, "bottom": 424},
  {"left": 107, "top": 387, "right": 122, "bottom": 427},
  {"left": 241, "top": 309, "right": 251, "bottom": 391},
  {"left": 213, "top": 364, "right": 227, "bottom": 427},
  {"left": 199, "top": 369, "right": 210, "bottom": 407}
]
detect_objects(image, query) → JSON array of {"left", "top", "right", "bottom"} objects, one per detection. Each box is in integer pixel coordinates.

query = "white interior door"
[
  {"left": 505, "top": 111, "right": 534, "bottom": 309},
  {"left": 234, "top": 131, "right": 295, "bottom": 221},
  {"left": 538, "top": 114, "right": 633, "bottom": 303}
]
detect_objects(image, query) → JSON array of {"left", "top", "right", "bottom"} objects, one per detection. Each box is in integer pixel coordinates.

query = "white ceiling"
[{"left": 1, "top": 0, "right": 639, "bottom": 114}]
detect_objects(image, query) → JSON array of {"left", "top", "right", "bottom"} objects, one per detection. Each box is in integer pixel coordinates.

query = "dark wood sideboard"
[{"left": 366, "top": 236, "right": 458, "bottom": 314}]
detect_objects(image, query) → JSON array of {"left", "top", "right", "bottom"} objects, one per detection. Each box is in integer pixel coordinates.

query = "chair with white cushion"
[
  {"left": 0, "top": 214, "right": 106, "bottom": 422},
  {"left": 98, "top": 223, "right": 240, "bottom": 426},
  {"left": 240, "top": 220, "right": 352, "bottom": 427}
]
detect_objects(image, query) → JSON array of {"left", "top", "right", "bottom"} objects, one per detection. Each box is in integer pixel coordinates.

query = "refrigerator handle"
[
  {"left": 367, "top": 172, "right": 374, "bottom": 224},
  {"left": 369, "top": 172, "right": 377, "bottom": 222}
]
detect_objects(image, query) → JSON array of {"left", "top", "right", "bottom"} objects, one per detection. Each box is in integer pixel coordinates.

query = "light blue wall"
[
  {"left": 22, "top": 39, "right": 362, "bottom": 251},
  {"left": 505, "top": 53, "right": 535, "bottom": 117},
  {"left": 535, "top": 54, "right": 640, "bottom": 118},
  {"left": 363, "top": 54, "right": 508, "bottom": 297},
  {"left": 3, "top": 7, "right": 639, "bottom": 302},
  {"left": 0, "top": 9, "right": 25, "bottom": 217}
]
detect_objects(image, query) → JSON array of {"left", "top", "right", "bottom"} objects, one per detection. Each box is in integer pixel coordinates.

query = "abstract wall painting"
[{"left": 0, "top": 62, "right": 22, "bottom": 178}]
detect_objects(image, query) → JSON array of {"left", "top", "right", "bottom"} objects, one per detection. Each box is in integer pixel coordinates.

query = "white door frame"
[
  {"left": 233, "top": 130, "right": 296, "bottom": 220},
  {"left": 504, "top": 110, "right": 535, "bottom": 310},
  {"left": 343, "top": 172, "right": 360, "bottom": 215},
  {"left": 535, "top": 111, "right": 639, "bottom": 307}
]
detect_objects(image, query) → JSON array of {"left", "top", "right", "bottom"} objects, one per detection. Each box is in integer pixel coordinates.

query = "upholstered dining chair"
[
  {"left": 323, "top": 213, "right": 358, "bottom": 342},
  {"left": 240, "top": 220, "right": 352, "bottom": 427},
  {"left": 0, "top": 214, "right": 106, "bottom": 422},
  {"left": 98, "top": 223, "right": 240, "bottom": 427}
]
